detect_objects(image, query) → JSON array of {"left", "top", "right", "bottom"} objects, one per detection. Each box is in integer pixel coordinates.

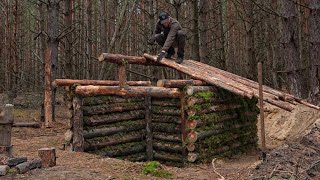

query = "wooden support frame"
[
  {"left": 0, "top": 104, "right": 14, "bottom": 158},
  {"left": 145, "top": 96, "right": 153, "bottom": 160},
  {"left": 72, "top": 96, "right": 84, "bottom": 151}
]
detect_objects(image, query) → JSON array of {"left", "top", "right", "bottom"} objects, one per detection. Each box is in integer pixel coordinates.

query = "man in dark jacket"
[{"left": 148, "top": 11, "right": 186, "bottom": 64}]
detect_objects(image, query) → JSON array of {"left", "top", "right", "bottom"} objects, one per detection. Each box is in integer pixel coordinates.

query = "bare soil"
[{"left": 1, "top": 93, "right": 319, "bottom": 179}]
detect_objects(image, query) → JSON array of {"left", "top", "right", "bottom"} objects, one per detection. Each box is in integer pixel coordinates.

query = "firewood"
[
  {"left": 15, "top": 159, "right": 42, "bottom": 174},
  {"left": 38, "top": 148, "right": 56, "bottom": 167}
]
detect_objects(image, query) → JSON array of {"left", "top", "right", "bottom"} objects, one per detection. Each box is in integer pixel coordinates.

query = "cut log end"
[
  {"left": 98, "top": 53, "right": 107, "bottom": 62},
  {"left": 38, "top": 148, "right": 56, "bottom": 168},
  {"left": 187, "top": 153, "right": 198, "bottom": 162}
]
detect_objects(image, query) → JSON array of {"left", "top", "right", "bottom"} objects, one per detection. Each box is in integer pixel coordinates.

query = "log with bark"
[
  {"left": 0, "top": 165, "right": 9, "bottom": 176},
  {"left": 153, "top": 141, "right": 183, "bottom": 154},
  {"left": 83, "top": 103, "right": 144, "bottom": 115},
  {"left": 83, "top": 123, "right": 145, "bottom": 139},
  {"left": 152, "top": 114, "right": 181, "bottom": 124},
  {"left": 53, "top": 79, "right": 151, "bottom": 87},
  {"left": 151, "top": 107, "right": 181, "bottom": 116},
  {"left": 153, "top": 133, "right": 182, "bottom": 143},
  {"left": 75, "top": 86, "right": 182, "bottom": 98},
  {"left": 84, "top": 134, "right": 144, "bottom": 151},
  {"left": 83, "top": 111, "right": 145, "bottom": 126},
  {"left": 38, "top": 148, "right": 56, "bottom": 167},
  {"left": 0, "top": 104, "right": 14, "bottom": 158},
  {"left": 152, "top": 123, "right": 181, "bottom": 134},
  {"left": 98, "top": 53, "right": 160, "bottom": 66},
  {"left": 157, "top": 79, "right": 207, "bottom": 88},
  {"left": 151, "top": 99, "right": 181, "bottom": 107},
  {"left": 187, "top": 104, "right": 242, "bottom": 116},
  {"left": 154, "top": 152, "right": 183, "bottom": 163},
  {"left": 186, "top": 86, "right": 218, "bottom": 96},
  {"left": 13, "top": 122, "right": 41, "bottom": 128},
  {"left": 15, "top": 159, "right": 42, "bottom": 174},
  {"left": 83, "top": 96, "right": 144, "bottom": 106},
  {"left": 103, "top": 144, "right": 146, "bottom": 157},
  {"left": 193, "top": 113, "right": 239, "bottom": 127},
  {"left": 187, "top": 96, "right": 228, "bottom": 106}
]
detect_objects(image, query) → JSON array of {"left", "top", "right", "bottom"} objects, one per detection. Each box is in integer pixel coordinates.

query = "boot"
[
  {"left": 176, "top": 56, "right": 184, "bottom": 64},
  {"left": 165, "top": 47, "right": 175, "bottom": 59}
]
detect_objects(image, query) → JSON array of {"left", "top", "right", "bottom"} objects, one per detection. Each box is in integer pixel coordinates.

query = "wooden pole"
[
  {"left": 44, "top": 49, "right": 53, "bottom": 128},
  {"left": 180, "top": 95, "right": 187, "bottom": 165},
  {"left": 72, "top": 96, "right": 84, "bottom": 151},
  {"left": 145, "top": 97, "right": 153, "bottom": 160},
  {"left": 118, "top": 63, "right": 127, "bottom": 88},
  {"left": 0, "top": 104, "right": 14, "bottom": 158},
  {"left": 258, "top": 62, "right": 266, "bottom": 160}
]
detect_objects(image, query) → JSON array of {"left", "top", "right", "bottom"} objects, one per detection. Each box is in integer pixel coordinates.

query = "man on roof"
[{"left": 148, "top": 11, "right": 186, "bottom": 64}]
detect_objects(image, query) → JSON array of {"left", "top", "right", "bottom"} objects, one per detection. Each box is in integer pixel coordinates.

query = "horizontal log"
[
  {"left": 103, "top": 144, "right": 146, "bottom": 157},
  {"left": 186, "top": 86, "right": 218, "bottom": 96},
  {"left": 195, "top": 113, "right": 239, "bottom": 127},
  {"left": 154, "top": 152, "right": 183, "bottom": 163},
  {"left": 187, "top": 96, "right": 227, "bottom": 106},
  {"left": 157, "top": 79, "right": 207, "bottom": 88},
  {"left": 84, "top": 134, "right": 144, "bottom": 151},
  {"left": 83, "top": 96, "right": 144, "bottom": 106},
  {"left": 15, "top": 159, "right": 42, "bottom": 174},
  {"left": 187, "top": 104, "right": 242, "bottom": 116},
  {"left": 152, "top": 114, "right": 181, "bottom": 124},
  {"left": 153, "top": 123, "right": 181, "bottom": 134},
  {"left": 153, "top": 141, "right": 183, "bottom": 154},
  {"left": 83, "top": 123, "right": 145, "bottom": 139},
  {"left": 13, "top": 122, "right": 41, "bottom": 128},
  {"left": 152, "top": 99, "right": 181, "bottom": 107},
  {"left": 53, "top": 79, "right": 151, "bottom": 87},
  {"left": 75, "top": 86, "right": 182, "bottom": 98},
  {"left": 152, "top": 108, "right": 181, "bottom": 116},
  {"left": 98, "top": 53, "right": 160, "bottom": 66},
  {"left": 124, "top": 154, "right": 147, "bottom": 162},
  {"left": 153, "top": 133, "right": 182, "bottom": 143},
  {"left": 84, "top": 111, "right": 145, "bottom": 126},
  {"left": 198, "top": 122, "right": 255, "bottom": 141},
  {"left": 83, "top": 103, "right": 145, "bottom": 115}
]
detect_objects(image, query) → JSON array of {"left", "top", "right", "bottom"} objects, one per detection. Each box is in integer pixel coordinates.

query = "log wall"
[{"left": 67, "top": 84, "right": 259, "bottom": 166}]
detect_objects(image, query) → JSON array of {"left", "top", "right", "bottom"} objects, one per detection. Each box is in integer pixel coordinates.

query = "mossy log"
[
  {"left": 152, "top": 107, "right": 181, "bottom": 116},
  {"left": 157, "top": 79, "right": 207, "bottom": 88},
  {"left": 152, "top": 114, "right": 181, "bottom": 124},
  {"left": 83, "top": 123, "right": 145, "bottom": 139},
  {"left": 197, "top": 122, "right": 255, "bottom": 141},
  {"left": 153, "top": 132, "right": 182, "bottom": 143},
  {"left": 154, "top": 152, "right": 184, "bottom": 163},
  {"left": 75, "top": 86, "right": 182, "bottom": 98},
  {"left": 152, "top": 123, "right": 181, "bottom": 134},
  {"left": 53, "top": 79, "right": 151, "bottom": 87},
  {"left": 151, "top": 99, "right": 181, "bottom": 107},
  {"left": 187, "top": 104, "right": 242, "bottom": 116},
  {"left": 187, "top": 96, "right": 228, "bottom": 106},
  {"left": 103, "top": 144, "right": 146, "bottom": 157},
  {"left": 83, "top": 103, "right": 144, "bottom": 115},
  {"left": 83, "top": 96, "right": 144, "bottom": 106},
  {"left": 83, "top": 111, "right": 145, "bottom": 126},
  {"left": 186, "top": 86, "right": 218, "bottom": 96},
  {"left": 192, "top": 113, "right": 239, "bottom": 128},
  {"left": 122, "top": 153, "right": 147, "bottom": 162},
  {"left": 84, "top": 134, "right": 143, "bottom": 151},
  {"left": 153, "top": 141, "right": 183, "bottom": 154}
]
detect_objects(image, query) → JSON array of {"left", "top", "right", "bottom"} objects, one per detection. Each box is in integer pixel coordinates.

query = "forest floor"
[{"left": 0, "top": 92, "right": 319, "bottom": 180}]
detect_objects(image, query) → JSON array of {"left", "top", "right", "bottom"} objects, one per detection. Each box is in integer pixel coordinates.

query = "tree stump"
[{"left": 38, "top": 148, "right": 56, "bottom": 167}]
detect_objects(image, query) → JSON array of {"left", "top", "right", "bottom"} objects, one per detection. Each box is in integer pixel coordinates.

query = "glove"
[
  {"left": 147, "top": 37, "right": 156, "bottom": 45},
  {"left": 157, "top": 51, "right": 166, "bottom": 62}
]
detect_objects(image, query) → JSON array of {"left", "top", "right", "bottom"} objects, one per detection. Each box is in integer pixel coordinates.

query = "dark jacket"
[{"left": 153, "top": 17, "right": 183, "bottom": 52}]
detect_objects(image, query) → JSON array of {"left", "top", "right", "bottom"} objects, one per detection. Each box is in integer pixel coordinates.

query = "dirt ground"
[{"left": 1, "top": 93, "right": 320, "bottom": 179}]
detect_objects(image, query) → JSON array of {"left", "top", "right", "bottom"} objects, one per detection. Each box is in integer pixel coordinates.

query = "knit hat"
[{"left": 159, "top": 11, "right": 170, "bottom": 24}]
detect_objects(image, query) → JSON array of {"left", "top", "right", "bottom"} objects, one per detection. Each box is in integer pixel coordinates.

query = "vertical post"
[
  {"left": 72, "top": 95, "right": 84, "bottom": 152},
  {"left": 0, "top": 104, "right": 14, "bottom": 158},
  {"left": 145, "top": 96, "right": 153, "bottom": 160},
  {"left": 258, "top": 62, "right": 266, "bottom": 160},
  {"left": 118, "top": 62, "right": 127, "bottom": 88},
  {"left": 44, "top": 49, "right": 53, "bottom": 127},
  {"left": 180, "top": 95, "right": 187, "bottom": 165}
]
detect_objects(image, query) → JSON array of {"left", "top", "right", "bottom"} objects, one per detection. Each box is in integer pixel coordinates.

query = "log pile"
[
  {"left": 81, "top": 95, "right": 147, "bottom": 162},
  {"left": 0, "top": 157, "right": 42, "bottom": 176},
  {"left": 183, "top": 87, "right": 259, "bottom": 163}
]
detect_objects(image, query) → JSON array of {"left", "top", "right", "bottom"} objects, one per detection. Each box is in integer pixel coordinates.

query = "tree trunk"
[
  {"left": 15, "top": 159, "right": 42, "bottom": 174},
  {"left": 72, "top": 96, "right": 84, "bottom": 151}
]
